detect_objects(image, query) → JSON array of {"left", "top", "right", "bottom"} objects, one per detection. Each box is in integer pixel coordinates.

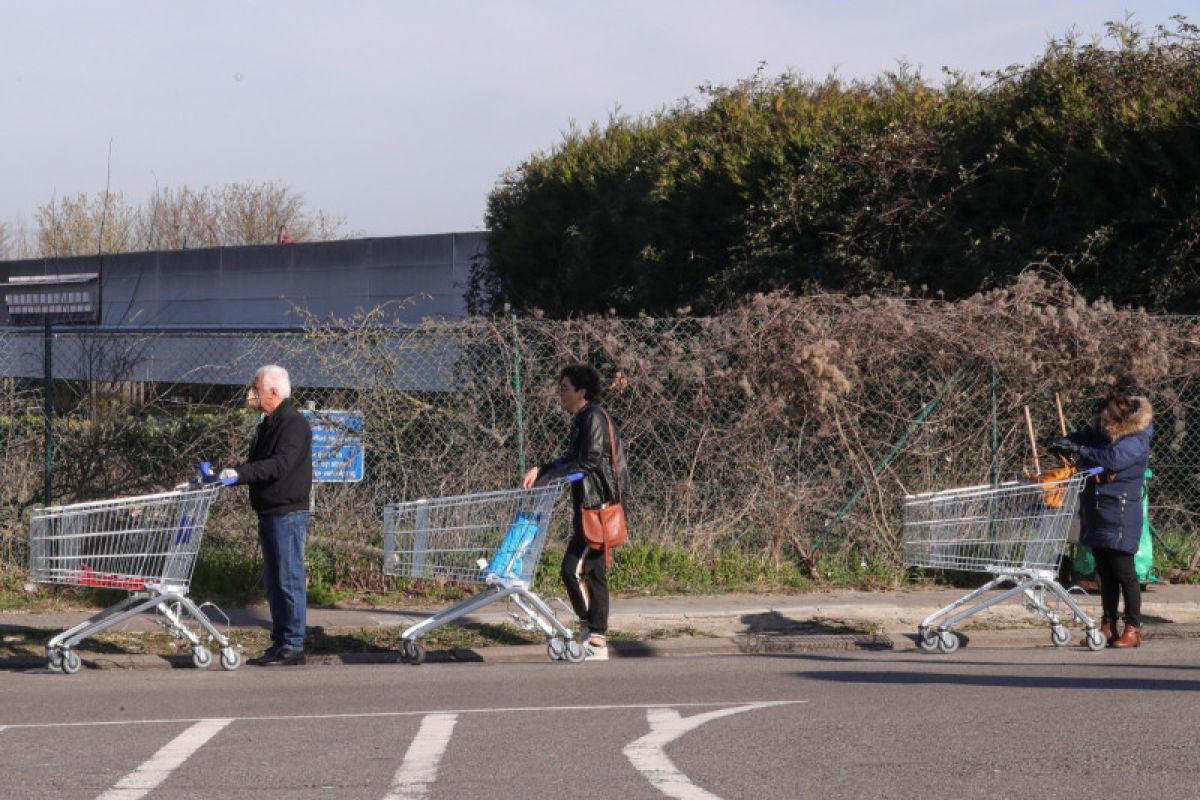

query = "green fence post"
[
  {"left": 43, "top": 318, "right": 53, "bottom": 505},
  {"left": 511, "top": 314, "right": 526, "bottom": 476},
  {"left": 815, "top": 358, "right": 977, "bottom": 553},
  {"left": 991, "top": 360, "right": 999, "bottom": 485}
]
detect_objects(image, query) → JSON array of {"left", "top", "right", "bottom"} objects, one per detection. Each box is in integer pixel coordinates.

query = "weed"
[{"left": 190, "top": 543, "right": 263, "bottom": 604}]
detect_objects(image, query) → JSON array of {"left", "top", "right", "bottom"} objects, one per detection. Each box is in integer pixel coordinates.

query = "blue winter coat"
[{"left": 1066, "top": 405, "right": 1153, "bottom": 554}]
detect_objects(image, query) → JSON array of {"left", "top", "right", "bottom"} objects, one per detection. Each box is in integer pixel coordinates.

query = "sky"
[{"left": 0, "top": 1, "right": 1189, "bottom": 239}]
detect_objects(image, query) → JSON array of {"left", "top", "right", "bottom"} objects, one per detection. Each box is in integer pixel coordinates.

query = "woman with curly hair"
[{"left": 521, "top": 364, "right": 629, "bottom": 661}]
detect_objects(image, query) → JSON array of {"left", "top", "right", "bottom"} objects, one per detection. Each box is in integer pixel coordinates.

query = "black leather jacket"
[
  {"left": 539, "top": 403, "right": 630, "bottom": 510},
  {"left": 235, "top": 398, "right": 313, "bottom": 517}
]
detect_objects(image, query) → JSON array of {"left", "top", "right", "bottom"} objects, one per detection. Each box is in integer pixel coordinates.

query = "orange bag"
[
  {"left": 1036, "top": 465, "right": 1075, "bottom": 508},
  {"left": 581, "top": 408, "right": 627, "bottom": 567}
]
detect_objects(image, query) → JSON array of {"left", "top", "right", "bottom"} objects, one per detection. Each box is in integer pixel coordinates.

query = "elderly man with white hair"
[{"left": 220, "top": 365, "right": 313, "bottom": 666}]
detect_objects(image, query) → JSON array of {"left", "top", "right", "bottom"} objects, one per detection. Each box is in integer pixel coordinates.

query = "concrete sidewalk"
[{"left": 4, "top": 583, "right": 1200, "bottom": 669}]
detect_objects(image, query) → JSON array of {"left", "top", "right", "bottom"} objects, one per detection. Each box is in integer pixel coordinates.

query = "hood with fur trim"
[{"left": 1099, "top": 395, "right": 1153, "bottom": 442}]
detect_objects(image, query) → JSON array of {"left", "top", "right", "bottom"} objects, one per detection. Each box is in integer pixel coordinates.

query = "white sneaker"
[{"left": 584, "top": 637, "right": 608, "bottom": 661}]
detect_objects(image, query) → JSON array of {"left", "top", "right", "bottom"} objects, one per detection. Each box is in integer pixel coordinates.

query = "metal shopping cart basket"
[
  {"left": 902, "top": 467, "right": 1106, "bottom": 654},
  {"left": 384, "top": 478, "right": 586, "bottom": 664},
  {"left": 29, "top": 464, "right": 240, "bottom": 674}
]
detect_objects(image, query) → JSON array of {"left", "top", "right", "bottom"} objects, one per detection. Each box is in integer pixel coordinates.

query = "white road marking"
[
  {"left": 0, "top": 700, "right": 805, "bottom": 730},
  {"left": 624, "top": 702, "right": 792, "bottom": 800},
  {"left": 383, "top": 713, "right": 458, "bottom": 800},
  {"left": 95, "top": 717, "right": 232, "bottom": 800}
]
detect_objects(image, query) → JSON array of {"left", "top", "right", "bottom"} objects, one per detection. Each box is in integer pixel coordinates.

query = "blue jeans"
[{"left": 258, "top": 511, "right": 309, "bottom": 650}]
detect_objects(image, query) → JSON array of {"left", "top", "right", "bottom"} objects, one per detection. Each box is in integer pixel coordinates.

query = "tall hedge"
[{"left": 477, "top": 18, "right": 1200, "bottom": 317}]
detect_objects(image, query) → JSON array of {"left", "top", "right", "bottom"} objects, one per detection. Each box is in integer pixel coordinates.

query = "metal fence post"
[
  {"left": 511, "top": 313, "right": 526, "bottom": 476},
  {"left": 815, "top": 358, "right": 977, "bottom": 553},
  {"left": 43, "top": 318, "right": 53, "bottom": 505},
  {"left": 990, "top": 360, "right": 999, "bottom": 485}
]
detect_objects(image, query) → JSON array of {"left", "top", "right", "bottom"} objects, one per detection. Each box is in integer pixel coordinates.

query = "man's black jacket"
[{"left": 236, "top": 398, "right": 313, "bottom": 517}]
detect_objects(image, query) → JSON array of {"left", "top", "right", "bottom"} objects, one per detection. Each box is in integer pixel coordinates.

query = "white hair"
[{"left": 256, "top": 364, "right": 292, "bottom": 399}]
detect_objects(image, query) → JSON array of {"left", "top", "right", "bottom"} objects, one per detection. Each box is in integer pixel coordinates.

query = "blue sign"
[{"left": 302, "top": 410, "right": 364, "bottom": 483}]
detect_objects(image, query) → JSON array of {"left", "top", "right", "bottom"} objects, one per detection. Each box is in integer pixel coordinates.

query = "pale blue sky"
[{"left": 1, "top": 1, "right": 1188, "bottom": 238}]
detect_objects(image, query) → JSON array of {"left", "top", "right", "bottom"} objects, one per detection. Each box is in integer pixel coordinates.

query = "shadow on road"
[
  {"left": 792, "top": 668, "right": 1200, "bottom": 691},
  {"left": 773, "top": 649, "right": 1200, "bottom": 673},
  {"left": 739, "top": 611, "right": 870, "bottom": 635}
]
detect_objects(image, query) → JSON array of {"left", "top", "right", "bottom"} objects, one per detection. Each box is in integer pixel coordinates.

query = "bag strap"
[{"left": 597, "top": 407, "right": 621, "bottom": 504}]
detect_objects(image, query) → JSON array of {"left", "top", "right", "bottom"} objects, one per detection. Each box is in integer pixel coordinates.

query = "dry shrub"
[
  {"left": 2, "top": 274, "right": 1197, "bottom": 584},
  {"left": 502, "top": 272, "right": 1200, "bottom": 570}
]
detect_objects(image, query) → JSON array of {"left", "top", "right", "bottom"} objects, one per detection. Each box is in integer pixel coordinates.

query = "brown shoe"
[
  {"left": 1099, "top": 620, "right": 1117, "bottom": 645},
  {"left": 1111, "top": 624, "right": 1142, "bottom": 649}
]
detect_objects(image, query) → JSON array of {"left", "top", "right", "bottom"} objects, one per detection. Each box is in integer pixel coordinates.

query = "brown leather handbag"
[{"left": 580, "top": 408, "right": 627, "bottom": 566}]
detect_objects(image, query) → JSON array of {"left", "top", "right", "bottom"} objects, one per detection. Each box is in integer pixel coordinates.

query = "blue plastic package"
[{"left": 486, "top": 511, "right": 542, "bottom": 579}]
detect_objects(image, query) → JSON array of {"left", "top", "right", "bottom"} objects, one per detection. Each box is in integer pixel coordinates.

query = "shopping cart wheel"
[
  {"left": 547, "top": 638, "right": 566, "bottom": 661},
  {"left": 936, "top": 631, "right": 960, "bottom": 654},
  {"left": 61, "top": 651, "right": 82, "bottom": 675},
  {"left": 191, "top": 646, "right": 213, "bottom": 670},
  {"left": 564, "top": 640, "right": 585, "bottom": 664},
  {"left": 400, "top": 640, "right": 426, "bottom": 665},
  {"left": 219, "top": 648, "right": 241, "bottom": 671},
  {"left": 916, "top": 628, "right": 939, "bottom": 652},
  {"left": 1084, "top": 628, "right": 1106, "bottom": 651},
  {"left": 1050, "top": 625, "right": 1071, "bottom": 647},
  {"left": 45, "top": 646, "right": 64, "bottom": 672}
]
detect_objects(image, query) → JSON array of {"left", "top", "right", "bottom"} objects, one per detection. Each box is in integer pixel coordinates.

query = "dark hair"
[
  {"left": 1100, "top": 393, "right": 1141, "bottom": 422},
  {"left": 559, "top": 364, "right": 603, "bottom": 402}
]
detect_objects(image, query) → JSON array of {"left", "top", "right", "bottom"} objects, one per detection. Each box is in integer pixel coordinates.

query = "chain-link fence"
[{"left": 1, "top": 282, "right": 1198, "bottom": 583}]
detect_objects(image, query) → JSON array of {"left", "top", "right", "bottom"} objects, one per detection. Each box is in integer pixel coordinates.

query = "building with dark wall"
[
  {"left": 0, "top": 231, "right": 485, "bottom": 329},
  {"left": 0, "top": 232, "right": 486, "bottom": 389}
]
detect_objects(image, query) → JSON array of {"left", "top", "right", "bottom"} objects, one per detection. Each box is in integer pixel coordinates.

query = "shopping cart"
[
  {"left": 902, "top": 467, "right": 1106, "bottom": 653},
  {"left": 384, "top": 478, "right": 585, "bottom": 664},
  {"left": 29, "top": 463, "right": 240, "bottom": 674}
]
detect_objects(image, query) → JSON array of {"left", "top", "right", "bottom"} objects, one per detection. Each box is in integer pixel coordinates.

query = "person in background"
[
  {"left": 277, "top": 224, "right": 293, "bottom": 244},
  {"left": 221, "top": 365, "right": 313, "bottom": 666},
  {"left": 521, "top": 364, "right": 629, "bottom": 661},
  {"left": 1050, "top": 393, "right": 1154, "bottom": 648}
]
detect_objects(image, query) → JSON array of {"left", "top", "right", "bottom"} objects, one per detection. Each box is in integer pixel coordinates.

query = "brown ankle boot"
[
  {"left": 1111, "top": 624, "right": 1142, "bottom": 648},
  {"left": 1099, "top": 620, "right": 1117, "bottom": 645}
]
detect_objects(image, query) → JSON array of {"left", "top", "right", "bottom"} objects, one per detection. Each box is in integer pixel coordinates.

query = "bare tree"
[
  {"left": 34, "top": 192, "right": 138, "bottom": 257},
  {"left": 140, "top": 180, "right": 346, "bottom": 249},
  {"left": 20, "top": 181, "right": 347, "bottom": 258},
  {"left": 0, "top": 218, "right": 37, "bottom": 259},
  {"left": 139, "top": 185, "right": 219, "bottom": 250}
]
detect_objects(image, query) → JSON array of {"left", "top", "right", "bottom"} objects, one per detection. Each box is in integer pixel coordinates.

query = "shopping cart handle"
[
  {"left": 198, "top": 461, "right": 236, "bottom": 486},
  {"left": 1084, "top": 466, "right": 1104, "bottom": 476},
  {"left": 565, "top": 472, "right": 585, "bottom": 482}
]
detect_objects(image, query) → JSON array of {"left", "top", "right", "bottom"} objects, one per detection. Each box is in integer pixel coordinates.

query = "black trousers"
[
  {"left": 560, "top": 507, "right": 609, "bottom": 635},
  {"left": 1093, "top": 547, "right": 1141, "bottom": 627}
]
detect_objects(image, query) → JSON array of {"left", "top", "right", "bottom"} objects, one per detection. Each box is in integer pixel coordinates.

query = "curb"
[{"left": 6, "top": 623, "right": 1200, "bottom": 672}]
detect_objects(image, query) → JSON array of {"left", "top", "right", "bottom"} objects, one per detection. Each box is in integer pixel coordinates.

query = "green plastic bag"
[
  {"left": 1073, "top": 541, "right": 1096, "bottom": 577},
  {"left": 1134, "top": 468, "right": 1155, "bottom": 582},
  {"left": 1072, "top": 468, "right": 1154, "bottom": 582}
]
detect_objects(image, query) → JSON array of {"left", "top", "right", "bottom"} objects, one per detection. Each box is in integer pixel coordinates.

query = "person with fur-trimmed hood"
[{"left": 1050, "top": 393, "right": 1154, "bottom": 648}]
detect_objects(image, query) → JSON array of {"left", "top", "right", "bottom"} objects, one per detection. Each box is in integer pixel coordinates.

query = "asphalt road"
[{"left": 2, "top": 643, "right": 1198, "bottom": 799}]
